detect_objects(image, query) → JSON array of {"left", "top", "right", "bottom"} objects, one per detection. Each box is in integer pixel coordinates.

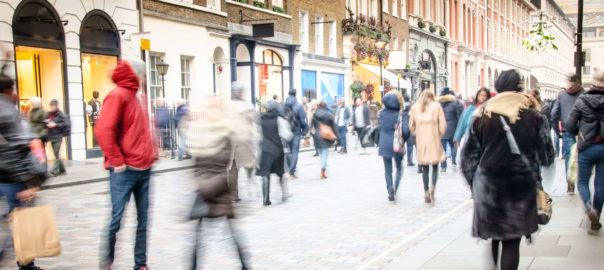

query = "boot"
[
  {"left": 567, "top": 182, "right": 575, "bottom": 195},
  {"left": 588, "top": 209, "right": 602, "bottom": 231},
  {"left": 279, "top": 177, "right": 291, "bottom": 202},
  {"left": 388, "top": 189, "right": 395, "bottom": 201},
  {"left": 424, "top": 190, "right": 431, "bottom": 203},
  {"left": 430, "top": 185, "right": 436, "bottom": 202},
  {"left": 262, "top": 177, "right": 271, "bottom": 206},
  {"left": 321, "top": 169, "right": 327, "bottom": 179}
]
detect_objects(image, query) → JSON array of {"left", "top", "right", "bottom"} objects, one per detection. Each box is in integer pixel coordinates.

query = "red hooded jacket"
[{"left": 95, "top": 60, "right": 157, "bottom": 169}]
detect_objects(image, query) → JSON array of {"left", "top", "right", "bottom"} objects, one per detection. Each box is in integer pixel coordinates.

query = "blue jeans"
[
  {"left": 553, "top": 131, "right": 561, "bottom": 156},
  {"left": 319, "top": 148, "right": 329, "bottom": 169},
  {"left": 383, "top": 155, "right": 403, "bottom": 193},
  {"left": 287, "top": 134, "right": 301, "bottom": 175},
  {"left": 578, "top": 143, "right": 604, "bottom": 212},
  {"left": 406, "top": 139, "right": 414, "bottom": 164},
  {"left": 178, "top": 130, "right": 188, "bottom": 159},
  {"left": 338, "top": 126, "right": 348, "bottom": 151},
  {"left": 0, "top": 182, "right": 26, "bottom": 215},
  {"left": 105, "top": 168, "right": 151, "bottom": 269},
  {"left": 563, "top": 132, "right": 576, "bottom": 174},
  {"left": 441, "top": 139, "right": 457, "bottom": 168}
]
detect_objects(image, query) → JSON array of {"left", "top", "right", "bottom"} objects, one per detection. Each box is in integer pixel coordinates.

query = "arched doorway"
[
  {"left": 212, "top": 47, "right": 227, "bottom": 96},
  {"left": 418, "top": 50, "right": 437, "bottom": 95},
  {"left": 257, "top": 49, "right": 283, "bottom": 104},
  {"left": 79, "top": 9, "right": 120, "bottom": 157},
  {"left": 13, "top": 0, "right": 69, "bottom": 159},
  {"left": 530, "top": 75, "right": 539, "bottom": 90}
]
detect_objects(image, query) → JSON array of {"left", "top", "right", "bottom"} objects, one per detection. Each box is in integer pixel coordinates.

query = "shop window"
[
  {"left": 320, "top": 72, "right": 344, "bottom": 107},
  {"left": 148, "top": 55, "right": 164, "bottom": 105},
  {"left": 81, "top": 53, "right": 117, "bottom": 149},
  {"left": 180, "top": 58, "right": 191, "bottom": 103},
  {"left": 302, "top": 70, "right": 317, "bottom": 100},
  {"left": 257, "top": 50, "right": 283, "bottom": 105}
]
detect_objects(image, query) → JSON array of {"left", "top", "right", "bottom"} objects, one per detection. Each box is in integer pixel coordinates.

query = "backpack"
[{"left": 283, "top": 104, "right": 297, "bottom": 132}]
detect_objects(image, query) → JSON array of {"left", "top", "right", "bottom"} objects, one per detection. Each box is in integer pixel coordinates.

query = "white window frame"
[
  {"left": 392, "top": 37, "right": 398, "bottom": 50},
  {"left": 300, "top": 10, "right": 309, "bottom": 52},
  {"left": 314, "top": 15, "right": 324, "bottom": 55},
  {"left": 400, "top": 0, "right": 406, "bottom": 19},
  {"left": 206, "top": 0, "right": 220, "bottom": 10},
  {"left": 148, "top": 55, "right": 164, "bottom": 102},
  {"left": 347, "top": 0, "right": 356, "bottom": 15},
  {"left": 383, "top": 0, "right": 389, "bottom": 13},
  {"left": 370, "top": 0, "right": 378, "bottom": 18},
  {"left": 329, "top": 19, "right": 337, "bottom": 57},
  {"left": 180, "top": 57, "right": 192, "bottom": 103},
  {"left": 392, "top": 0, "right": 398, "bottom": 17}
]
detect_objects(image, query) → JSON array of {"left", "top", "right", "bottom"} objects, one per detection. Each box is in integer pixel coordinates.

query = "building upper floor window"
[
  {"left": 584, "top": 31, "right": 596, "bottom": 38},
  {"left": 329, "top": 20, "right": 337, "bottom": 57},
  {"left": 400, "top": 0, "right": 406, "bottom": 19},
  {"left": 392, "top": 0, "right": 398, "bottom": 17},
  {"left": 347, "top": 0, "right": 356, "bottom": 15},
  {"left": 180, "top": 57, "right": 191, "bottom": 103},
  {"left": 370, "top": 0, "right": 378, "bottom": 18},
  {"left": 315, "top": 15, "right": 324, "bottom": 55},
  {"left": 206, "top": 0, "right": 220, "bottom": 10},
  {"left": 584, "top": 49, "right": 591, "bottom": 62},
  {"left": 383, "top": 0, "right": 388, "bottom": 13},
  {"left": 272, "top": 0, "right": 283, "bottom": 8},
  {"left": 300, "top": 10, "right": 309, "bottom": 52}
]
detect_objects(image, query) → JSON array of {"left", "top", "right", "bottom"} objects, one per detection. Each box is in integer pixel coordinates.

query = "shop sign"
[{"left": 141, "top": 39, "right": 150, "bottom": 51}]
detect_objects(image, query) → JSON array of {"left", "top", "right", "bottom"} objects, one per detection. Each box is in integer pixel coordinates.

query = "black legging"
[
  {"left": 492, "top": 238, "right": 521, "bottom": 270},
  {"left": 421, "top": 165, "right": 438, "bottom": 191}
]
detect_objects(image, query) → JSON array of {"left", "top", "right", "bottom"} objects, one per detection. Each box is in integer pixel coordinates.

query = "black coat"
[
  {"left": 257, "top": 111, "right": 284, "bottom": 177},
  {"left": 47, "top": 110, "right": 68, "bottom": 143},
  {"left": 462, "top": 100, "right": 554, "bottom": 240},
  {"left": 312, "top": 108, "right": 339, "bottom": 149},
  {"left": 566, "top": 88, "right": 604, "bottom": 152},
  {"left": 439, "top": 95, "right": 463, "bottom": 140}
]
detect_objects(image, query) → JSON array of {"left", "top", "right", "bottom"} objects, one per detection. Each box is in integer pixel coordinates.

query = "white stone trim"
[{"left": 226, "top": 0, "right": 292, "bottom": 19}]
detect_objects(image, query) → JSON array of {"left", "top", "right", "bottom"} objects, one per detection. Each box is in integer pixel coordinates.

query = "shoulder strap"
[{"left": 499, "top": 115, "right": 530, "bottom": 166}]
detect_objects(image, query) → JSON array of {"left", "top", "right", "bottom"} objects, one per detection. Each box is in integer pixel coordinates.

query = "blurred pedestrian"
[
  {"left": 378, "top": 92, "right": 410, "bottom": 201},
  {"left": 551, "top": 74, "right": 584, "bottom": 194},
  {"left": 453, "top": 87, "right": 491, "bottom": 149},
  {"left": 307, "top": 100, "right": 320, "bottom": 157},
  {"left": 95, "top": 58, "right": 157, "bottom": 270},
  {"left": 438, "top": 87, "right": 463, "bottom": 172},
  {"left": 541, "top": 99, "right": 560, "bottom": 157},
  {"left": 409, "top": 90, "right": 446, "bottom": 203},
  {"left": 47, "top": 99, "right": 69, "bottom": 176},
  {"left": 461, "top": 69, "right": 554, "bottom": 270},
  {"left": 257, "top": 100, "right": 290, "bottom": 206},
  {"left": 369, "top": 100, "right": 379, "bottom": 126},
  {"left": 155, "top": 98, "right": 171, "bottom": 153},
  {"left": 403, "top": 95, "right": 415, "bottom": 167},
  {"left": 566, "top": 67, "right": 604, "bottom": 232},
  {"left": 0, "top": 73, "right": 46, "bottom": 270},
  {"left": 174, "top": 100, "right": 191, "bottom": 161},
  {"left": 184, "top": 95, "right": 249, "bottom": 269},
  {"left": 312, "top": 101, "right": 339, "bottom": 179},
  {"left": 28, "top": 97, "right": 48, "bottom": 144},
  {"left": 335, "top": 99, "right": 351, "bottom": 154},
  {"left": 229, "top": 82, "right": 260, "bottom": 202},
  {"left": 352, "top": 97, "right": 370, "bottom": 154},
  {"left": 284, "top": 89, "right": 308, "bottom": 179}
]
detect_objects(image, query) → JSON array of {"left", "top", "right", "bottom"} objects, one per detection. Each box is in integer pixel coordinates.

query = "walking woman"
[
  {"left": 453, "top": 87, "right": 491, "bottom": 149},
  {"left": 378, "top": 92, "right": 410, "bottom": 201},
  {"left": 184, "top": 96, "right": 249, "bottom": 269},
  {"left": 257, "top": 100, "right": 289, "bottom": 206},
  {"left": 461, "top": 70, "right": 554, "bottom": 270},
  {"left": 566, "top": 67, "right": 604, "bottom": 232},
  {"left": 312, "top": 101, "right": 339, "bottom": 179},
  {"left": 409, "top": 90, "right": 446, "bottom": 203}
]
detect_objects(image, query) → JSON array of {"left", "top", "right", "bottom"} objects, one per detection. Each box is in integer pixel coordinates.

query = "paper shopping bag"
[{"left": 10, "top": 206, "right": 61, "bottom": 265}]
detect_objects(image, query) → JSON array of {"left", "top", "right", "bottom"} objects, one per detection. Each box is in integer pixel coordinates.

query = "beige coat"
[{"left": 409, "top": 101, "right": 447, "bottom": 165}]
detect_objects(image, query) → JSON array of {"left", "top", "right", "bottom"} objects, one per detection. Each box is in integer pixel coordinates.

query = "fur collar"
[{"left": 438, "top": 94, "right": 457, "bottom": 103}]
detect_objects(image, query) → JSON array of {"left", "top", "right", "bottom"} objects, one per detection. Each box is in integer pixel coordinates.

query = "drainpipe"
[
  {"left": 138, "top": 0, "right": 144, "bottom": 33},
  {"left": 444, "top": 41, "right": 448, "bottom": 88}
]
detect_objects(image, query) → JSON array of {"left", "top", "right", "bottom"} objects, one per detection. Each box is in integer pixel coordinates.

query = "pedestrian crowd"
[{"left": 1, "top": 57, "right": 603, "bottom": 270}]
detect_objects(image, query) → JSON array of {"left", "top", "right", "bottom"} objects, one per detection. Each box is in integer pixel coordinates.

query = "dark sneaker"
[
  {"left": 567, "top": 183, "right": 576, "bottom": 195},
  {"left": 588, "top": 210, "right": 602, "bottom": 231}
]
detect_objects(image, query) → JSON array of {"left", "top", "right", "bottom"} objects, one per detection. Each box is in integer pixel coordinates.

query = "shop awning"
[{"left": 357, "top": 63, "right": 412, "bottom": 90}]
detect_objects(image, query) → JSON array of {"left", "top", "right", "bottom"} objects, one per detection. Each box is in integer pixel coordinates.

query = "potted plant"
[
  {"left": 236, "top": 0, "right": 246, "bottom": 3},
  {"left": 253, "top": 0, "right": 265, "bottom": 8},
  {"left": 272, "top": 5, "right": 285, "bottom": 13},
  {"left": 429, "top": 24, "right": 437, "bottom": 33},
  {"left": 418, "top": 20, "right": 426, "bottom": 29},
  {"left": 350, "top": 81, "right": 367, "bottom": 99},
  {"left": 439, "top": 29, "right": 446, "bottom": 37}
]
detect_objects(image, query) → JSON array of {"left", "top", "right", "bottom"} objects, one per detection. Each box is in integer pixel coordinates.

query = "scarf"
[{"left": 478, "top": 92, "right": 541, "bottom": 124}]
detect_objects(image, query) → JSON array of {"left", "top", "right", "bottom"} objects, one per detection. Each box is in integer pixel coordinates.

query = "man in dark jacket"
[
  {"left": 154, "top": 99, "right": 171, "bottom": 151},
  {"left": 284, "top": 89, "right": 308, "bottom": 179},
  {"left": 96, "top": 59, "right": 157, "bottom": 270},
  {"left": 352, "top": 97, "right": 371, "bottom": 154},
  {"left": 551, "top": 74, "right": 584, "bottom": 194},
  {"left": 0, "top": 74, "right": 45, "bottom": 270},
  {"left": 541, "top": 99, "right": 560, "bottom": 157},
  {"left": 438, "top": 88, "right": 463, "bottom": 172},
  {"left": 47, "top": 99, "right": 68, "bottom": 176},
  {"left": 335, "top": 99, "right": 351, "bottom": 154}
]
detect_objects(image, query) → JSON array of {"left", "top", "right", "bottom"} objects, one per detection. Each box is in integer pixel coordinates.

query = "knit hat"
[
  {"left": 592, "top": 67, "right": 604, "bottom": 88},
  {"left": 495, "top": 69, "right": 522, "bottom": 93},
  {"left": 288, "top": 88, "right": 297, "bottom": 96},
  {"left": 50, "top": 99, "right": 59, "bottom": 106},
  {"left": 267, "top": 100, "right": 280, "bottom": 112}
]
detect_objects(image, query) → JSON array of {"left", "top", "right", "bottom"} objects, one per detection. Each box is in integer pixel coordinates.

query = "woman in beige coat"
[{"left": 410, "top": 90, "right": 447, "bottom": 203}]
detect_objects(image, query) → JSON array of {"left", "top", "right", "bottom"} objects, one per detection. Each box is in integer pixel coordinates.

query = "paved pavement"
[{"left": 0, "top": 146, "right": 600, "bottom": 270}]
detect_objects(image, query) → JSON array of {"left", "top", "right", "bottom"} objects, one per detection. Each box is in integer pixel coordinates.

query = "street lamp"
[{"left": 375, "top": 34, "right": 386, "bottom": 95}]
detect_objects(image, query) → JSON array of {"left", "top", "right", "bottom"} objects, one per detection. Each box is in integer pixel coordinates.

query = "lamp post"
[
  {"left": 155, "top": 59, "right": 172, "bottom": 158},
  {"left": 375, "top": 34, "right": 386, "bottom": 96}
]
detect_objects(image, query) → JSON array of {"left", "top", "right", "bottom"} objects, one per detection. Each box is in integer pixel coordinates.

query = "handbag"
[
  {"left": 11, "top": 205, "right": 61, "bottom": 265},
  {"left": 499, "top": 116, "right": 552, "bottom": 225},
  {"left": 393, "top": 111, "right": 406, "bottom": 154},
  {"left": 319, "top": 123, "right": 336, "bottom": 141}
]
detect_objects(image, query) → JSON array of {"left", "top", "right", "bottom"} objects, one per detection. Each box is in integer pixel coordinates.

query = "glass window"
[
  {"left": 584, "top": 66, "right": 591, "bottom": 75},
  {"left": 148, "top": 55, "right": 164, "bottom": 104},
  {"left": 180, "top": 58, "right": 191, "bottom": 103},
  {"left": 584, "top": 30, "right": 596, "bottom": 38},
  {"left": 315, "top": 15, "right": 324, "bottom": 55},
  {"left": 272, "top": 0, "right": 283, "bottom": 8},
  {"left": 383, "top": 0, "right": 389, "bottom": 13},
  {"left": 392, "top": 0, "right": 398, "bottom": 16},
  {"left": 329, "top": 20, "right": 337, "bottom": 57},
  {"left": 400, "top": 0, "right": 406, "bottom": 19},
  {"left": 584, "top": 49, "right": 591, "bottom": 62},
  {"left": 299, "top": 10, "right": 309, "bottom": 52}
]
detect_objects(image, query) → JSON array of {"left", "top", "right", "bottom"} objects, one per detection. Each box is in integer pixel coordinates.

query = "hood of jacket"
[
  {"left": 285, "top": 96, "right": 298, "bottom": 107},
  {"left": 581, "top": 88, "right": 604, "bottom": 112},
  {"left": 438, "top": 94, "right": 457, "bottom": 103},
  {"left": 382, "top": 93, "right": 401, "bottom": 111},
  {"left": 566, "top": 84, "right": 584, "bottom": 95},
  {"left": 112, "top": 60, "right": 140, "bottom": 91}
]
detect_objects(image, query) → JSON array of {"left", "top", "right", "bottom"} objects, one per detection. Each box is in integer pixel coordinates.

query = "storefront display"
[{"left": 257, "top": 50, "right": 283, "bottom": 104}]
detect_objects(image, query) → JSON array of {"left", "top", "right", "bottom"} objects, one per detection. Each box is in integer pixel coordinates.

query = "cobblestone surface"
[{"left": 0, "top": 148, "right": 473, "bottom": 269}]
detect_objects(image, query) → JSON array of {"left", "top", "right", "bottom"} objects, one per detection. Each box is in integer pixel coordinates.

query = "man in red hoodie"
[{"left": 95, "top": 58, "right": 156, "bottom": 270}]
